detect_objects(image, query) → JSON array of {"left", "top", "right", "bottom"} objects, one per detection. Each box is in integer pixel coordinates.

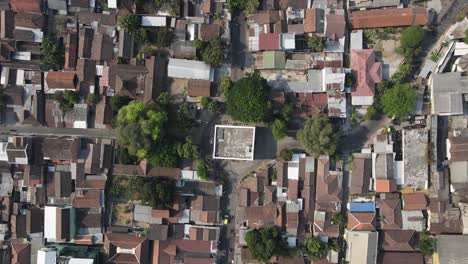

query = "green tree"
[
  {"left": 200, "top": 97, "right": 210, "bottom": 108},
  {"left": 40, "top": 37, "right": 62, "bottom": 71},
  {"left": 193, "top": 39, "right": 203, "bottom": 49},
  {"left": 281, "top": 103, "right": 293, "bottom": 122},
  {"left": 54, "top": 90, "right": 79, "bottom": 111},
  {"left": 118, "top": 14, "right": 139, "bottom": 32},
  {"left": 110, "top": 96, "right": 132, "bottom": 112},
  {"left": 148, "top": 143, "right": 179, "bottom": 167},
  {"left": 207, "top": 100, "right": 219, "bottom": 112},
  {"left": 464, "top": 29, "right": 468, "bottom": 44},
  {"left": 156, "top": 92, "right": 171, "bottom": 107},
  {"left": 227, "top": 0, "right": 259, "bottom": 14},
  {"left": 220, "top": 76, "right": 233, "bottom": 97},
  {"left": 244, "top": 0, "right": 259, "bottom": 14},
  {"left": 226, "top": 71, "right": 272, "bottom": 123},
  {"left": 202, "top": 39, "right": 224, "bottom": 66},
  {"left": 381, "top": 83, "right": 416, "bottom": 120},
  {"left": 0, "top": 89, "right": 7, "bottom": 111},
  {"left": 308, "top": 35, "right": 326, "bottom": 52},
  {"left": 156, "top": 27, "right": 172, "bottom": 48},
  {"left": 331, "top": 213, "right": 346, "bottom": 228},
  {"left": 177, "top": 137, "right": 199, "bottom": 159},
  {"left": 345, "top": 73, "right": 356, "bottom": 87},
  {"left": 398, "top": 26, "right": 425, "bottom": 61},
  {"left": 116, "top": 101, "right": 168, "bottom": 160},
  {"left": 86, "top": 93, "right": 100, "bottom": 105},
  {"left": 303, "top": 237, "right": 328, "bottom": 261},
  {"left": 272, "top": 119, "right": 287, "bottom": 140},
  {"left": 416, "top": 233, "right": 436, "bottom": 256},
  {"left": 135, "top": 28, "right": 148, "bottom": 43},
  {"left": 55, "top": 16, "right": 67, "bottom": 36},
  {"left": 245, "top": 226, "right": 290, "bottom": 263},
  {"left": 279, "top": 148, "right": 293, "bottom": 161},
  {"left": 297, "top": 116, "right": 336, "bottom": 158},
  {"left": 364, "top": 105, "right": 377, "bottom": 121},
  {"left": 196, "top": 159, "right": 208, "bottom": 180}
]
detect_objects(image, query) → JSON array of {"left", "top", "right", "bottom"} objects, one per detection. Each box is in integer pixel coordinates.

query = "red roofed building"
[
  {"left": 375, "top": 179, "right": 397, "bottom": 193},
  {"left": 325, "top": 14, "right": 346, "bottom": 40},
  {"left": 259, "top": 33, "right": 280, "bottom": 51},
  {"left": 104, "top": 232, "right": 150, "bottom": 264},
  {"left": 402, "top": 193, "right": 427, "bottom": 211},
  {"left": 347, "top": 212, "right": 377, "bottom": 231},
  {"left": 351, "top": 49, "right": 382, "bottom": 106},
  {"left": 11, "top": 239, "right": 31, "bottom": 264},
  {"left": 349, "top": 7, "right": 428, "bottom": 29},
  {"left": 45, "top": 71, "right": 78, "bottom": 93},
  {"left": 304, "top": 9, "right": 317, "bottom": 33},
  {"left": 64, "top": 32, "right": 78, "bottom": 70},
  {"left": 377, "top": 193, "right": 402, "bottom": 230},
  {"left": 315, "top": 156, "right": 342, "bottom": 212},
  {"left": 10, "top": 0, "right": 42, "bottom": 13}
]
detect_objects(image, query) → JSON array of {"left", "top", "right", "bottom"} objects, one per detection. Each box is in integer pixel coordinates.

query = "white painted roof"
[{"left": 168, "top": 58, "right": 213, "bottom": 81}]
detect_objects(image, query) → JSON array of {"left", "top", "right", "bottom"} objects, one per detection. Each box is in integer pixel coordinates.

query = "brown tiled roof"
[
  {"left": 315, "top": 156, "right": 342, "bottom": 211},
  {"left": 377, "top": 193, "right": 402, "bottom": 230},
  {"left": 65, "top": 32, "right": 78, "bottom": 70},
  {"left": 381, "top": 230, "right": 417, "bottom": 252},
  {"left": 253, "top": 9, "right": 282, "bottom": 25},
  {"left": 152, "top": 209, "right": 170, "bottom": 219},
  {"left": 4, "top": 86, "right": 24, "bottom": 106},
  {"left": 77, "top": 12, "right": 117, "bottom": 26},
  {"left": 349, "top": 7, "right": 428, "bottom": 29},
  {"left": 10, "top": 0, "right": 42, "bottom": 13},
  {"left": 14, "top": 13, "right": 44, "bottom": 29},
  {"left": 380, "top": 252, "right": 424, "bottom": 264},
  {"left": 147, "top": 167, "right": 181, "bottom": 179},
  {"left": 259, "top": 33, "right": 281, "bottom": 50},
  {"left": 287, "top": 179, "right": 299, "bottom": 200},
  {"left": 188, "top": 80, "right": 212, "bottom": 97},
  {"left": 245, "top": 203, "right": 278, "bottom": 228},
  {"left": 42, "top": 138, "right": 79, "bottom": 161},
  {"left": 287, "top": 23, "right": 304, "bottom": 34},
  {"left": 350, "top": 155, "right": 372, "bottom": 195},
  {"left": 449, "top": 136, "right": 468, "bottom": 162},
  {"left": 304, "top": 9, "right": 317, "bottom": 33},
  {"left": 1, "top": 10, "right": 15, "bottom": 39},
  {"left": 347, "top": 212, "right": 376, "bottom": 231},
  {"left": 11, "top": 239, "right": 31, "bottom": 264},
  {"left": 76, "top": 58, "right": 96, "bottom": 83},
  {"left": 199, "top": 23, "right": 220, "bottom": 41},
  {"left": 26, "top": 207, "right": 44, "bottom": 234},
  {"left": 402, "top": 193, "right": 427, "bottom": 211},
  {"left": 325, "top": 14, "right": 345, "bottom": 40},
  {"left": 72, "top": 190, "right": 101, "bottom": 208},
  {"left": 104, "top": 232, "right": 149, "bottom": 264},
  {"left": 91, "top": 33, "right": 114, "bottom": 62},
  {"left": 201, "top": 0, "right": 212, "bottom": 15},
  {"left": 78, "top": 27, "right": 94, "bottom": 59},
  {"left": 239, "top": 188, "right": 250, "bottom": 207},
  {"left": 46, "top": 71, "right": 77, "bottom": 90}
]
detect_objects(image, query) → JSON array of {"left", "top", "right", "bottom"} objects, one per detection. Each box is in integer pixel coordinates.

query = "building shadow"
[{"left": 254, "top": 127, "right": 277, "bottom": 160}]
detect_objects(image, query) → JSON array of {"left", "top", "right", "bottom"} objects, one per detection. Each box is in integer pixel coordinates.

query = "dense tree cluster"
[
  {"left": 202, "top": 39, "right": 225, "bottom": 66},
  {"left": 245, "top": 226, "right": 291, "bottom": 263},
  {"left": 226, "top": 71, "right": 272, "bottom": 123},
  {"left": 381, "top": 83, "right": 416, "bottom": 120},
  {"left": 54, "top": 91, "right": 79, "bottom": 111},
  {"left": 297, "top": 116, "right": 336, "bottom": 158},
  {"left": 40, "top": 37, "right": 63, "bottom": 71},
  {"left": 398, "top": 26, "right": 425, "bottom": 61},
  {"left": 227, "top": 0, "right": 259, "bottom": 14}
]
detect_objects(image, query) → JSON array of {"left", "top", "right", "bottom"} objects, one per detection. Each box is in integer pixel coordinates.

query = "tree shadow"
[{"left": 254, "top": 127, "right": 277, "bottom": 160}]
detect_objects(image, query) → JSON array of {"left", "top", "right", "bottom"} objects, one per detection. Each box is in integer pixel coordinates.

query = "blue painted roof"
[{"left": 349, "top": 202, "right": 376, "bottom": 212}]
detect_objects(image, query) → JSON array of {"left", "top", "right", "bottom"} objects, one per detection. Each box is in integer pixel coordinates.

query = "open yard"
[{"left": 111, "top": 203, "right": 133, "bottom": 226}]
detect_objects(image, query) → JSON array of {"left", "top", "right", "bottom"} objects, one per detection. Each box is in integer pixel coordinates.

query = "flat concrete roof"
[{"left": 213, "top": 125, "right": 256, "bottom": 160}]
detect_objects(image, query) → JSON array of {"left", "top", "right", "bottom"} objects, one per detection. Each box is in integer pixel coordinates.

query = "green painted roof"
[{"left": 263, "top": 51, "right": 286, "bottom": 69}]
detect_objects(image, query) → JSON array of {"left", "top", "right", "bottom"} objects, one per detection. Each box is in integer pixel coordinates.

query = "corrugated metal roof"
[{"left": 168, "top": 58, "right": 213, "bottom": 81}]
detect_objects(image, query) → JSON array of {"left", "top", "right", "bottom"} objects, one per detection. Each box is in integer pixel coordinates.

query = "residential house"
[
  {"left": 350, "top": 49, "right": 382, "bottom": 106},
  {"left": 64, "top": 32, "right": 78, "bottom": 70},
  {"left": 380, "top": 230, "right": 418, "bottom": 252},
  {"left": 168, "top": 58, "right": 214, "bottom": 81},
  {"left": 10, "top": 0, "right": 42, "bottom": 13},
  {"left": 379, "top": 252, "right": 424, "bottom": 264},
  {"left": 402, "top": 128, "right": 428, "bottom": 190},
  {"left": 41, "top": 138, "right": 79, "bottom": 162},
  {"left": 314, "top": 210, "right": 340, "bottom": 238},
  {"left": 401, "top": 210, "right": 425, "bottom": 231},
  {"left": 44, "top": 71, "right": 78, "bottom": 94},
  {"left": 304, "top": 8, "right": 325, "bottom": 34},
  {"left": 345, "top": 231, "right": 378, "bottom": 264},
  {"left": 349, "top": 153, "right": 372, "bottom": 196},
  {"left": 190, "top": 195, "right": 220, "bottom": 225},
  {"left": 347, "top": 212, "right": 377, "bottom": 231},
  {"left": 108, "top": 64, "right": 148, "bottom": 99},
  {"left": 5, "top": 136, "right": 30, "bottom": 165},
  {"left": 104, "top": 232, "right": 150, "bottom": 264},
  {"left": 199, "top": 23, "right": 220, "bottom": 41},
  {"left": 377, "top": 193, "right": 402, "bottom": 230},
  {"left": 402, "top": 193, "right": 427, "bottom": 211},
  {"left": 152, "top": 239, "right": 217, "bottom": 264},
  {"left": 349, "top": 8, "right": 428, "bottom": 29},
  {"left": 255, "top": 51, "right": 286, "bottom": 69},
  {"left": 187, "top": 80, "right": 212, "bottom": 97},
  {"left": 430, "top": 72, "right": 468, "bottom": 115},
  {"left": 11, "top": 239, "right": 31, "bottom": 264},
  {"left": 348, "top": 0, "right": 400, "bottom": 10},
  {"left": 44, "top": 206, "right": 75, "bottom": 243},
  {"left": 315, "top": 156, "right": 342, "bottom": 212}
]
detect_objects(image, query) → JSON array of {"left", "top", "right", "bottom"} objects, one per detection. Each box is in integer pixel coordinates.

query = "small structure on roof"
[{"left": 213, "top": 125, "right": 256, "bottom": 161}]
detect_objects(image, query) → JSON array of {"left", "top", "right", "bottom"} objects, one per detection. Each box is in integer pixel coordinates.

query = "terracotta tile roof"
[
  {"left": 14, "top": 12, "right": 44, "bottom": 30},
  {"left": 347, "top": 212, "right": 376, "bottom": 231},
  {"left": 259, "top": 33, "right": 281, "bottom": 51},
  {"left": 288, "top": 24, "right": 304, "bottom": 34},
  {"left": 351, "top": 49, "right": 382, "bottom": 97},
  {"left": 380, "top": 252, "right": 424, "bottom": 264},
  {"left": 199, "top": 23, "right": 220, "bottom": 41},
  {"left": 91, "top": 33, "right": 114, "bottom": 63},
  {"left": 381, "top": 230, "right": 417, "bottom": 252},
  {"left": 287, "top": 179, "right": 299, "bottom": 200},
  {"left": 245, "top": 203, "right": 278, "bottom": 227},
  {"left": 315, "top": 156, "right": 342, "bottom": 211},
  {"left": 10, "top": 0, "right": 42, "bottom": 13},
  {"left": 325, "top": 14, "right": 345, "bottom": 40},
  {"left": 46, "top": 71, "right": 78, "bottom": 90},
  {"left": 253, "top": 10, "right": 282, "bottom": 25},
  {"left": 152, "top": 209, "right": 170, "bottom": 219},
  {"left": 350, "top": 155, "right": 372, "bottom": 195},
  {"left": 304, "top": 9, "right": 317, "bottom": 33},
  {"left": 146, "top": 167, "right": 181, "bottom": 179},
  {"left": 77, "top": 12, "right": 117, "bottom": 26},
  {"left": 76, "top": 58, "right": 96, "bottom": 83},
  {"left": 375, "top": 179, "right": 397, "bottom": 193},
  {"left": 188, "top": 80, "right": 212, "bottom": 97},
  {"left": 377, "top": 193, "right": 402, "bottom": 230},
  {"left": 104, "top": 232, "right": 149, "bottom": 264},
  {"left": 64, "top": 32, "right": 78, "bottom": 70},
  {"left": 349, "top": 7, "right": 428, "bottom": 29},
  {"left": 72, "top": 190, "right": 101, "bottom": 208},
  {"left": 11, "top": 239, "right": 31, "bottom": 264},
  {"left": 201, "top": 0, "right": 212, "bottom": 15},
  {"left": 78, "top": 27, "right": 94, "bottom": 59},
  {"left": 402, "top": 193, "right": 428, "bottom": 211}
]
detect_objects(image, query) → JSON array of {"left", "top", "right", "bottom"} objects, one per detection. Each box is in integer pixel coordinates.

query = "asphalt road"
[{"left": 0, "top": 126, "right": 116, "bottom": 138}]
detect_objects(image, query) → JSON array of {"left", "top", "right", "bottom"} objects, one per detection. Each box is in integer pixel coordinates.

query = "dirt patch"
[
  {"left": 111, "top": 203, "right": 134, "bottom": 226},
  {"left": 169, "top": 78, "right": 189, "bottom": 103},
  {"left": 374, "top": 39, "right": 404, "bottom": 78}
]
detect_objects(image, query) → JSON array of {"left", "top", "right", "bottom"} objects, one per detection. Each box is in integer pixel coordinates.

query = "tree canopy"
[
  {"left": 54, "top": 90, "right": 79, "bottom": 111},
  {"left": 116, "top": 100, "right": 168, "bottom": 159},
  {"left": 110, "top": 96, "right": 132, "bottom": 112},
  {"left": 156, "top": 27, "right": 173, "bottom": 47},
  {"left": 245, "top": 226, "right": 290, "bottom": 263},
  {"left": 303, "top": 237, "right": 329, "bottom": 261},
  {"left": 308, "top": 35, "right": 326, "bottom": 52},
  {"left": 398, "top": 26, "right": 425, "bottom": 61},
  {"left": 226, "top": 71, "right": 272, "bottom": 123},
  {"left": 40, "top": 37, "right": 63, "bottom": 71},
  {"left": 202, "top": 39, "right": 225, "bottom": 66},
  {"left": 381, "top": 83, "right": 416, "bottom": 120},
  {"left": 118, "top": 14, "right": 139, "bottom": 32},
  {"left": 272, "top": 119, "right": 287, "bottom": 140},
  {"left": 227, "top": 0, "right": 259, "bottom": 14},
  {"left": 297, "top": 116, "right": 336, "bottom": 158}
]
